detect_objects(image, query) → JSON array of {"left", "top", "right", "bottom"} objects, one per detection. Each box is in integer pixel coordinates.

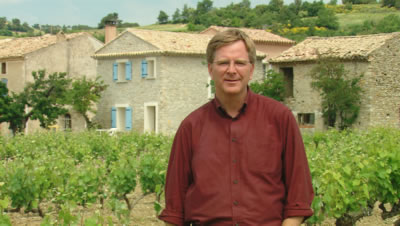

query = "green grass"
[
  {"left": 137, "top": 24, "right": 189, "bottom": 32},
  {"left": 333, "top": 4, "right": 400, "bottom": 29},
  {"left": 337, "top": 12, "right": 400, "bottom": 29}
]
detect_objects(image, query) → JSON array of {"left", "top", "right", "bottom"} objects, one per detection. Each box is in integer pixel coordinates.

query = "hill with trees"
[
  {"left": 1, "top": 1, "right": 400, "bottom": 42},
  {"left": 156, "top": 0, "right": 400, "bottom": 42}
]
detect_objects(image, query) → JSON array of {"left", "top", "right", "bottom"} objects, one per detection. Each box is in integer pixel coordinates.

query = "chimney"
[{"left": 105, "top": 20, "right": 117, "bottom": 44}]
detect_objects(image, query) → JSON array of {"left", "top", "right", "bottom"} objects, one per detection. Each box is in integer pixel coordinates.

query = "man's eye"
[
  {"left": 217, "top": 62, "right": 229, "bottom": 65},
  {"left": 235, "top": 62, "right": 247, "bottom": 66}
]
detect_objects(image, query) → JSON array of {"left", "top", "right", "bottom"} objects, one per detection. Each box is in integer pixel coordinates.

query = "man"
[{"left": 159, "top": 29, "right": 314, "bottom": 226}]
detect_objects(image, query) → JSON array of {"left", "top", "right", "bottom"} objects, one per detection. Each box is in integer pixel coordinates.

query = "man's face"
[{"left": 208, "top": 40, "right": 254, "bottom": 98}]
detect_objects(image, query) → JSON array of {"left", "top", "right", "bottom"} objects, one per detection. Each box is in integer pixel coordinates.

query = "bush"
[{"left": 249, "top": 69, "right": 285, "bottom": 102}]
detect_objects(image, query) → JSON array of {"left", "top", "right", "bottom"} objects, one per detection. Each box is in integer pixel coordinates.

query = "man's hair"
[{"left": 206, "top": 28, "right": 256, "bottom": 64}]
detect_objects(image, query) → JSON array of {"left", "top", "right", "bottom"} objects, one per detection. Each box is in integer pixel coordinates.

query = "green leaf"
[{"left": 352, "top": 180, "right": 360, "bottom": 186}]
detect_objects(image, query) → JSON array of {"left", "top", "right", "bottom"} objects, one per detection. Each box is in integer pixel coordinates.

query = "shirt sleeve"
[
  {"left": 281, "top": 109, "right": 314, "bottom": 220},
  {"left": 158, "top": 122, "right": 193, "bottom": 226}
]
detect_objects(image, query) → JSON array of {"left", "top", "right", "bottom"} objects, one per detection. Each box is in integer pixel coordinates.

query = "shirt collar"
[{"left": 213, "top": 87, "right": 252, "bottom": 119}]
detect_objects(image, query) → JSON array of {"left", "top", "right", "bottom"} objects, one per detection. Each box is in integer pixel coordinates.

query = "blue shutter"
[
  {"left": 125, "top": 61, "right": 132, "bottom": 80},
  {"left": 125, "top": 107, "right": 132, "bottom": 130},
  {"left": 113, "top": 63, "right": 118, "bottom": 81},
  {"left": 111, "top": 107, "right": 117, "bottom": 128},
  {"left": 141, "top": 60, "right": 148, "bottom": 78}
]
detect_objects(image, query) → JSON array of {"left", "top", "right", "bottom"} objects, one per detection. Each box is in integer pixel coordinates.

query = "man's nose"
[{"left": 227, "top": 61, "right": 236, "bottom": 73}]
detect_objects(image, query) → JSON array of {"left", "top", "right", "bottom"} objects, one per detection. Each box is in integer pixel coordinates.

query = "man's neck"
[{"left": 216, "top": 89, "right": 247, "bottom": 118}]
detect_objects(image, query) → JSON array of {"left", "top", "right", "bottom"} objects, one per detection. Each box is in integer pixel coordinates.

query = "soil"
[{"left": 7, "top": 188, "right": 399, "bottom": 226}]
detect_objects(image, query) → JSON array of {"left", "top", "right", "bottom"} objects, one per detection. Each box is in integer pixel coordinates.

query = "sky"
[{"left": 0, "top": 0, "right": 302, "bottom": 27}]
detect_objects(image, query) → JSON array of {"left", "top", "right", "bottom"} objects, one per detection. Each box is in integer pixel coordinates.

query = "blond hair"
[{"left": 206, "top": 28, "right": 256, "bottom": 64}]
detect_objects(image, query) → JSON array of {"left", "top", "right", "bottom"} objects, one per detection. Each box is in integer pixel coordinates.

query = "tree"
[
  {"left": 181, "top": 4, "right": 195, "bottom": 23},
  {"left": 172, "top": 8, "right": 182, "bottom": 24},
  {"left": 98, "top": 12, "right": 121, "bottom": 29},
  {"left": 381, "top": 0, "right": 398, "bottom": 7},
  {"left": 194, "top": 0, "right": 214, "bottom": 24},
  {"left": 157, "top": 10, "right": 169, "bottom": 24},
  {"left": 249, "top": 70, "right": 286, "bottom": 102},
  {"left": 0, "top": 70, "right": 71, "bottom": 135},
  {"left": 310, "top": 58, "right": 363, "bottom": 130},
  {"left": 66, "top": 76, "right": 108, "bottom": 129},
  {"left": 0, "top": 17, "right": 7, "bottom": 30},
  {"left": 316, "top": 7, "right": 339, "bottom": 30},
  {"left": 269, "top": 0, "right": 284, "bottom": 11},
  {"left": 196, "top": 0, "right": 213, "bottom": 15},
  {"left": 0, "top": 82, "right": 25, "bottom": 135}
]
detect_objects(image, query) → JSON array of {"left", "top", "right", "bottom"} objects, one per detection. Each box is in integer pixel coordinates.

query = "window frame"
[
  {"left": 280, "top": 67, "right": 294, "bottom": 98},
  {"left": 115, "top": 59, "right": 131, "bottom": 83},
  {"left": 144, "top": 102, "right": 158, "bottom": 133},
  {"left": 1, "top": 62, "right": 7, "bottom": 75},
  {"left": 113, "top": 104, "right": 131, "bottom": 131},
  {"left": 297, "top": 113, "right": 315, "bottom": 128},
  {"left": 144, "top": 57, "right": 157, "bottom": 79}
]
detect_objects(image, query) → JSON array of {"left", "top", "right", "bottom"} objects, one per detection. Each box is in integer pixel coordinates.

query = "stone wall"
[
  {"left": 67, "top": 35, "right": 103, "bottom": 80},
  {"left": 272, "top": 61, "right": 370, "bottom": 131},
  {"left": 95, "top": 55, "right": 265, "bottom": 135},
  {"left": 367, "top": 37, "right": 400, "bottom": 128},
  {"left": 256, "top": 43, "right": 293, "bottom": 60},
  {"left": 0, "top": 59, "right": 24, "bottom": 93},
  {"left": 97, "top": 32, "right": 157, "bottom": 54},
  {"left": 23, "top": 35, "right": 101, "bottom": 133}
]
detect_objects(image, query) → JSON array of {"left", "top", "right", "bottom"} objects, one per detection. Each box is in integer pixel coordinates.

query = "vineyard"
[{"left": 0, "top": 128, "right": 399, "bottom": 225}]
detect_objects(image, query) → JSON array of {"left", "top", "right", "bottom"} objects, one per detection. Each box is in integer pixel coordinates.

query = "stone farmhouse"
[
  {"left": 201, "top": 26, "right": 295, "bottom": 62},
  {"left": 0, "top": 32, "right": 103, "bottom": 134},
  {"left": 269, "top": 32, "right": 400, "bottom": 131},
  {"left": 93, "top": 28, "right": 266, "bottom": 134}
]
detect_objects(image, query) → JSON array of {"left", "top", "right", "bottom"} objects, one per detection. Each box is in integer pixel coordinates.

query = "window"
[
  {"left": 297, "top": 113, "right": 315, "bottom": 128},
  {"left": 113, "top": 60, "right": 132, "bottom": 82},
  {"left": 63, "top": 113, "right": 72, "bottom": 130},
  {"left": 262, "top": 61, "right": 271, "bottom": 77},
  {"left": 111, "top": 106, "right": 132, "bottom": 131},
  {"left": 281, "top": 67, "right": 294, "bottom": 98},
  {"left": 1, "top": 62, "right": 6, "bottom": 75},
  {"left": 144, "top": 102, "right": 158, "bottom": 133},
  {"left": 141, "top": 57, "right": 156, "bottom": 79}
]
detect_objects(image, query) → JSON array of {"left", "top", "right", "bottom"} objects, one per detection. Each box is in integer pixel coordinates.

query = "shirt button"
[
  {"left": 233, "top": 180, "right": 238, "bottom": 184},
  {"left": 231, "top": 138, "right": 237, "bottom": 142},
  {"left": 235, "top": 224, "right": 239, "bottom": 226},
  {"left": 232, "top": 160, "right": 237, "bottom": 163},
  {"left": 233, "top": 201, "right": 239, "bottom": 205}
]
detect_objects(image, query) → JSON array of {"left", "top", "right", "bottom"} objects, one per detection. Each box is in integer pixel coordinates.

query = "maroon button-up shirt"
[{"left": 159, "top": 90, "right": 314, "bottom": 226}]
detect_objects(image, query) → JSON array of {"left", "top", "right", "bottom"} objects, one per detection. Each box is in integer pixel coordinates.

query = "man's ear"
[
  {"left": 249, "top": 63, "right": 255, "bottom": 80},
  {"left": 208, "top": 63, "right": 213, "bottom": 76}
]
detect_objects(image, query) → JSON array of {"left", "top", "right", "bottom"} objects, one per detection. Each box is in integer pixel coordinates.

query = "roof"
[
  {"left": 201, "top": 26, "right": 295, "bottom": 45},
  {"left": 94, "top": 28, "right": 266, "bottom": 59},
  {"left": 0, "top": 32, "right": 89, "bottom": 60},
  {"left": 270, "top": 32, "right": 400, "bottom": 63}
]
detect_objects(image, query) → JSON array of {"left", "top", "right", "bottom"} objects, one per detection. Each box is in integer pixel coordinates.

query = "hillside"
[
  {"left": 2, "top": 4, "right": 400, "bottom": 42},
  {"left": 334, "top": 4, "right": 400, "bottom": 29}
]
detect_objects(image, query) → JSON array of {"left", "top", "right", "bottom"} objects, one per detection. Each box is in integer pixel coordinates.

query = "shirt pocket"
[{"left": 246, "top": 137, "right": 282, "bottom": 174}]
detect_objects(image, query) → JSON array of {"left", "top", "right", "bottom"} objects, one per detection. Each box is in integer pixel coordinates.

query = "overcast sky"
[{"left": 0, "top": 0, "right": 317, "bottom": 27}]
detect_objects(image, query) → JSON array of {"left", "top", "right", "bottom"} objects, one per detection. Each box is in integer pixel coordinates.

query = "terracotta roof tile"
[
  {"left": 270, "top": 32, "right": 400, "bottom": 63},
  {"left": 127, "top": 28, "right": 212, "bottom": 53},
  {"left": 94, "top": 29, "right": 266, "bottom": 59},
  {"left": 0, "top": 32, "right": 88, "bottom": 59},
  {"left": 201, "top": 26, "right": 295, "bottom": 44}
]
